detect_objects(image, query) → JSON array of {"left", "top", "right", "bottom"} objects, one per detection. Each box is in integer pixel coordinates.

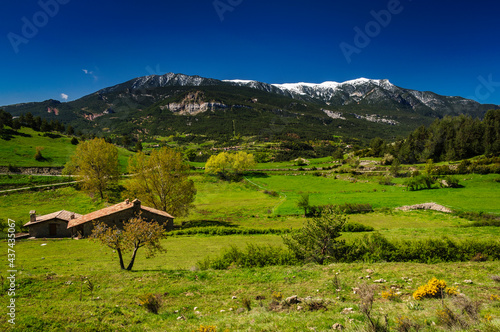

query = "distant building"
[
  {"left": 67, "top": 199, "right": 174, "bottom": 238},
  {"left": 24, "top": 210, "right": 82, "bottom": 238}
]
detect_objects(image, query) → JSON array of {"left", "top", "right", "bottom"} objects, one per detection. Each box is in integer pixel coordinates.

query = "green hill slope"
[{"left": 0, "top": 127, "right": 134, "bottom": 169}]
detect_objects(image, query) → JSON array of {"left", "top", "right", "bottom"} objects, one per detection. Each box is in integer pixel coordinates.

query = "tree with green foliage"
[
  {"left": 0, "top": 109, "right": 13, "bottom": 132},
  {"left": 33, "top": 116, "right": 42, "bottom": 131},
  {"left": 296, "top": 193, "right": 310, "bottom": 216},
  {"left": 34, "top": 147, "right": 44, "bottom": 161},
  {"left": 125, "top": 147, "right": 196, "bottom": 216},
  {"left": 331, "top": 147, "right": 344, "bottom": 163},
  {"left": 205, "top": 151, "right": 256, "bottom": 180},
  {"left": 369, "top": 137, "right": 385, "bottom": 157},
  {"left": 122, "top": 134, "right": 131, "bottom": 148},
  {"left": 66, "top": 125, "right": 75, "bottom": 136},
  {"left": 64, "top": 138, "right": 120, "bottom": 199},
  {"left": 90, "top": 216, "right": 166, "bottom": 271},
  {"left": 484, "top": 109, "right": 500, "bottom": 155},
  {"left": 134, "top": 141, "right": 143, "bottom": 152},
  {"left": 282, "top": 208, "right": 348, "bottom": 264},
  {"left": 24, "top": 112, "right": 34, "bottom": 128},
  {"left": 11, "top": 118, "right": 21, "bottom": 130},
  {"left": 40, "top": 119, "right": 50, "bottom": 132}
]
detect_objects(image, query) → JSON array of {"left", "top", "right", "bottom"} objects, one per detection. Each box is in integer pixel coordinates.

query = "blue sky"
[{"left": 1, "top": 0, "right": 499, "bottom": 105}]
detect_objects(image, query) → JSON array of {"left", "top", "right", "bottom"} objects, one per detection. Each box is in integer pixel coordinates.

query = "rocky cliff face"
[{"left": 160, "top": 91, "right": 228, "bottom": 115}]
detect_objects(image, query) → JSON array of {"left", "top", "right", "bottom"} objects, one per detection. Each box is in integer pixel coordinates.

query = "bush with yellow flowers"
[
  {"left": 381, "top": 288, "right": 399, "bottom": 301},
  {"left": 138, "top": 293, "right": 162, "bottom": 314},
  {"left": 413, "top": 278, "right": 459, "bottom": 300}
]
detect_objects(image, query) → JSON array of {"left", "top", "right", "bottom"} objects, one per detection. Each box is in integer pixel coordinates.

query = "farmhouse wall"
[
  {"left": 28, "top": 219, "right": 72, "bottom": 238},
  {"left": 73, "top": 208, "right": 173, "bottom": 238}
]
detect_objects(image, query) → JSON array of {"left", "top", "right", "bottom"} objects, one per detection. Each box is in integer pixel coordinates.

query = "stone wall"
[
  {"left": 29, "top": 219, "right": 72, "bottom": 238},
  {"left": 0, "top": 166, "right": 64, "bottom": 175}
]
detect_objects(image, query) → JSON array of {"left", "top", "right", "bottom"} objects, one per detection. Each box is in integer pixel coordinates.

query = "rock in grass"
[
  {"left": 285, "top": 295, "right": 301, "bottom": 304},
  {"left": 332, "top": 323, "right": 344, "bottom": 330},
  {"left": 341, "top": 307, "right": 354, "bottom": 314}
]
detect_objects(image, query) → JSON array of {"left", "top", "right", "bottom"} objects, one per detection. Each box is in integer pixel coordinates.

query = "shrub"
[
  {"left": 304, "top": 298, "right": 328, "bottom": 311},
  {"left": 264, "top": 190, "right": 279, "bottom": 197},
  {"left": 169, "top": 227, "right": 289, "bottom": 236},
  {"left": 378, "top": 175, "right": 393, "bottom": 186},
  {"left": 436, "top": 305, "right": 468, "bottom": 329},
  {"left": 395, "top": 316, "right": 422, "bottom": 332},
  {"left": 381, "top": 288, "right": 400, "bottom": 301},
  {"left": 271, "top": 291, "right": 283, "bottom": 303},
  {"left": 241, "top": 297, "right": 252, "bottom": 311},
  {"left": 138, "top": 294, "right": 162, "bottom": 314},
  {"left": 441, "top": 175, "right": 460, "bottom": 188},
  {"left": 357, "top": 283, "right": 389, "bottom": 332},
  {"left": 413, "top": 278, "right": 458, "bottom": 300},
  {"left": 336, "top": 203, "right": 373, "bottom": 214},
  {"left": 471, "top": 252, "right": 488, "bottom": 262},
  {"left": 308, "top": 203, "right": 373, "bottom": 216},
  {"left": 34, "top": 147, "right": 44, "bottom": 161},
  {"left": 342, "top": 222, "right": 374, "bottom": 232},
  {"left": 404, "top": 174, "right": 435, "bottom": 191},
  {"left": 457, "top": 211, "right": 500, "bottom": 226},
  {"left": 196, "top": 244, "right": 297, "bottom": 270},
  {"left": 283, "top": 208, "right": 348, "bottom": 264},
  {"left": 490, "top": 294, "right": 500, "bottom": 301}
]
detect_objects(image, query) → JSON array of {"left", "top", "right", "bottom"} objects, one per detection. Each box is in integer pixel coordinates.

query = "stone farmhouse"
[
  {"left": 23, "top": 210, "right": 82, "bottom": 238},
  {"left": 24, "top": 199, "right": 174, "bottom": 238},
  {"left": 67, "top": 199, "right": 174, "bottom": 238}
]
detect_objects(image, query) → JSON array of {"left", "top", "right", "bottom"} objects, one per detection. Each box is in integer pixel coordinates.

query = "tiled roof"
[
  {"left": 67, "top": 199, "right": 174, "bottom": 229},
  {"left": 23, "top": 210, "right": 82, "bottom": 227}
]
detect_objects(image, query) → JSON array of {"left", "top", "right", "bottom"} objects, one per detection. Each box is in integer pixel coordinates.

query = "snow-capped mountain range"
[
  {"left": 224, "top": 77, "right": 486, "bottom": 114},
  {"left": 98, "top": 73, "right": 495, "bottom": 116}
]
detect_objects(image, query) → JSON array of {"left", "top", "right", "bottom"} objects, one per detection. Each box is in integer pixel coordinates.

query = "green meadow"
[
  {"left": 2, "top": 238, "right": 500, "bottom": 331},
  {"left": 0, "top": 128, "right": 134, "bottom": 170},
  {"left": 1, "top": 148, "right": 499, "bottom": 330}
]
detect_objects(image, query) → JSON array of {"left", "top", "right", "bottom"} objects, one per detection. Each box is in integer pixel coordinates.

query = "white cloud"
[
  {"left": 61, "top": 93, "right": 69, "bottom": 101},
  {"left": 82, "top": 68, "right": 98, "bottom": 81}
]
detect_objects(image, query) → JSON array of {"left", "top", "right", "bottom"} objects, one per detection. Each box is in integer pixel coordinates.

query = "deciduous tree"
[
  {"left": 64, "top": 138, "right": 120, "bottom": 199},
  {"left": 125, "top": 147, "right": 196, "bottom": 217},
  {"left": 205, "top": 151, "right": 256, "bottom": 180},
  {"left": 90, "top": 216, "right": 166, "bottom": 270},
  {"left": 282, "top": 207, "right": 348, "bottom": 264},
  {"left": 296, "top": 193, "right": 310, "bottom": 216}
]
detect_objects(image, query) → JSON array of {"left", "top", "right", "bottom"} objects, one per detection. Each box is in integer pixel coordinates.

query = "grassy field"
[
  {"left": 2, "top": 172, "right": 499, "bottom": 236},
  {"left": 247, "top": 173, "right": 500, "bottom": 215},
  {"left": 0, "top": 128, "right": 135, "bottom": 171},
  {"left": 0, "top": 128, "right": 76, "bottom": 167},
  {"left": 1, "top": 166, "right": 499, "bottom": 331},
  {"left": 1, "top": 238, "right": 500, "bottom": 331}
]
